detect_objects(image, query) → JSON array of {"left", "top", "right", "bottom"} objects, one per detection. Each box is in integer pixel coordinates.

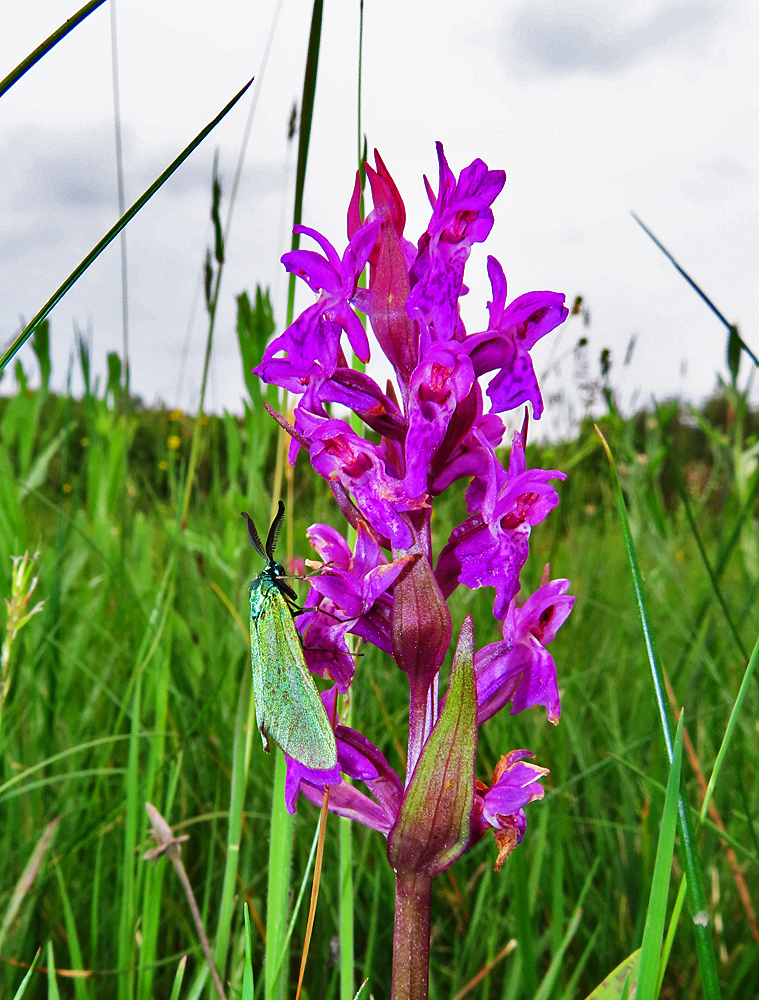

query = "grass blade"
[
  {"left": 0, "top": 78, "right": 253, "bottom": 374},
  {"left": 117, "top": 669, "right": 142, "bottom": 1000},
  {"left": 46, "top": 940, "right": 61, "bottom": 1000},
  {"left": 0, "top": 0, "right": 106, "bottom": 99},
  {"left": 636, "top": 713, "right": 684, "bottom": 1000},
  {"left": 265, "top": 750, "right": 294, "bottom": 1000},
  {"left": 269, "top": 813, "right": 322, "bottom": 990},
  {"left": 533, "top": 858, "right": 598, "bottom": 1000},
  {"left": 630, "top": 212, "right": 755, "bottom": 367},
  {"left": 701, "top": 629, "right": 759, "bottom": 823},
  {"left": 596, "top": 424, "right": 723, "bottom": 1000},
  {"left": 11, "top": 949, "right": 41, "bottom": 1000},
  {"left": 285, "top": 0, "right": 324, "bottom": 324},
  {"left": 242, "top": 905, "right": 255, "bottom": 1000},
  {"left": 212, "top": 667, "right": 255, "bottom": 986},
  {"left": 0, "top": 817, "right": 59, "bottom": 957},
  {"left": 169, "top": 956, "right": 188, "bottom": 1000},
  {"left": 54, "top": 865, "right": 91, "bottom": 1000}
]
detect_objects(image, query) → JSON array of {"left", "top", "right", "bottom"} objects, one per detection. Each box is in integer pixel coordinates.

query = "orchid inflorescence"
[{"left": 255, "top": 142, "right": 574, "bottom": 996}]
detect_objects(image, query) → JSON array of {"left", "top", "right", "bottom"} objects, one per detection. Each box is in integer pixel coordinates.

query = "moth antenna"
[
  {"left": 266, "top": 500, "right": 286, "bottom": 561},
  {"left": 241, "top": 511, "right": 266, "bottom": 560}
]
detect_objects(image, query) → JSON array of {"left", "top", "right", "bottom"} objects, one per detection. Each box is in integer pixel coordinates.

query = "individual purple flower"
[
  {"left": 407, "top": 142, "right": 506, "bottom": 344},
  {"left": 472, "top": 751, "right": 549, "bottom": 870},
  {"left": 403, "top": 340, "right": 475, "bottom": 498},
  {"left": 254, "top": 220, "right": 379, "bottom": 388},
  {"left": 436, "top": 425, "right": 565, "bottom": 617},
  {"left": 475, "top": 577, "right": 574, "bottom": 726},
  {"left": 424, "top": 384, "right": 506, "bottom": 497},
  {"left": 464, "top": 256, "right": 569, "bottom": 419},
  {"left": 299, "top": 522, "right": 414, "bottom": 687}
]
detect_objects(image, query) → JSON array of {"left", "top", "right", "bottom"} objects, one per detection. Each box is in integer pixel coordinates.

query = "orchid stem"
[{"left": 391, "top": 873, "right": 432, "bottom": 1000}]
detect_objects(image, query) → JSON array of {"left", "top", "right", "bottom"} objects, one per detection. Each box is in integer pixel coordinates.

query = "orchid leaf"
[{"left": 388, "top": 617, "right": 476, "bottom": 877}]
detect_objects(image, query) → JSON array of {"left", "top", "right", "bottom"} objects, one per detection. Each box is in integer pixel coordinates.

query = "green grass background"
[{"left": 1, "top": 315, "right": 758, "bottom": 999}]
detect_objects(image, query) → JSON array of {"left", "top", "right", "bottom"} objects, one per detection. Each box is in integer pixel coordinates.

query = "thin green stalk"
[
  {"left": 0, "top": 79, "right": 252, "bottom": 374},
  {"left": 55, "top": 865, "right": 91, "bottom": 1000},
  {"left": 269, "top": 818, "right": 322, "bottom": 989},
  {"left": 212, "top": 666, "right": 256, "bottom": 991},
  {"left": 138, "top": 618, "right": 174, "bottom": 1000},
  {"left": 117, "top": 669, "right": 142, "bottom": 1000},
  {"left": 357, "top": 0, "right": 365, "bottom": 173},
  {"left": 339, "top": 779, "right": 355, "bottom": 1000},
  {"left": 47, "top": 941, "right": 61, "bottom": 1000},
  {"left": 243, "top": 905, "right": 255, "bottom": 1000},
  {"left": 636, "top": 715, "right": 684, "bottom": 1000},
  {"left": 90, "top": 828, "right": 104, "bottom": 970},
  {"left": 666, "top": 446, "right": 748, "bottom": 661},
  {"left": 630, "top": 212, "right": 757, "bottom": 369},
  {"left": 340, "top": 12, "right": 365, "bottom": 989},
  {"left": 657, "top": 629, "right": 759, "bottom": 993},
  {"left": 701, "top": 628, "right": 759, "bottom": 821},
  {"left": 361, "top": 862, "right": 381, "bottom": 987},
  {"left": 11, "top": 949, "right": 40, "bottom": 1000},
  {"left": 0, "top": 0, "right": 106, "bottom": 99},
  {"left": 169, "top": 957, "right": 188, "bottom": 1000},
  {"left": 285, "top": 0, "right": 325, "bottom": 324},
  {"left": 596, "top": 425, "right": 722, "bottom": 1000},
  {"left": 0, "top": 818, "right": 59, "bottom": 958},
  {"left": 109, "top": 0, "right": 130, "bottom": 397},
  {"left": 511, "top": 849, "right": 536, "bottom": 999},
  {"left": 179, "top": 262, "right": 222, "bottom": 528},
  {"left": 265, "top": 750, "right": 293, "bottom": 1000}
]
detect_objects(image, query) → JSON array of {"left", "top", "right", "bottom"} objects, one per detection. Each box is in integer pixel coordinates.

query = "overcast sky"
[{"left": 1, "top": 0, "right": 757, "bottom": 437}]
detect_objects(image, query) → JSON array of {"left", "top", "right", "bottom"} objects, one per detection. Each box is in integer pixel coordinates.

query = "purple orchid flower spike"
[{"left": 253, "top": 144, "right": 573, "bottom": 1000}]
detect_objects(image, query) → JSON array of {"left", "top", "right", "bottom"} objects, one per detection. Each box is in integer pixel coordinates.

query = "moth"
[{"left": 242, "top": 501, "right": 338, "bottom": 770}]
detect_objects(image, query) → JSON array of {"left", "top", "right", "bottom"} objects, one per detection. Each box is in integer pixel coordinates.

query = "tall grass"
[{"left": 1, "top": 317, "right": 758, "bottom": 997}]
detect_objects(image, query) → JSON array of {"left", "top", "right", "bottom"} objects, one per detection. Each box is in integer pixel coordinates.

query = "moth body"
[{"left": 244, "top": 504, "right": 338, "bottom": 771}]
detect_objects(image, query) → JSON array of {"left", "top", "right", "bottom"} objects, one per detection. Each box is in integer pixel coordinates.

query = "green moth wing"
[{"left": 244, "top": 503, "right": 338, "bottom": 771}]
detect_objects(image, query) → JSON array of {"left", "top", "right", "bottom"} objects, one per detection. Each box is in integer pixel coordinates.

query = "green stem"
[
  {"left": 285, "top": 0, "right": 324, "bottom": 325},
  {"left": 265, "top": 750, "right": 293, "bottom": 1000},
  {"left": 212, "top": 666, "right": 256, "bottom": 989},
  {"left": 0, "top": 0, "right": 106, "bottom": 99},
  {"left": 179, "top": 261, "right": 222, "bottom": 528}
]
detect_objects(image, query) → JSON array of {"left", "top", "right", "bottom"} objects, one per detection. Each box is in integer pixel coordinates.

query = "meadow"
[
  {"left": 2, "top": 3, "right": 759, "bottom": 998},
  {"left": 1, "top": 310, "right": 758, "bottom": 999}
]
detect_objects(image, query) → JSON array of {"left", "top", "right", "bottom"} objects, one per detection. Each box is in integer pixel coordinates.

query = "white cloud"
[{"left": 505, "top": 2, "right": 727, "bottom": 76}]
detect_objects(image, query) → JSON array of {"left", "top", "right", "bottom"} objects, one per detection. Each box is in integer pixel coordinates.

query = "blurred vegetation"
[{"left": 1, "top": 307, "right": 758, "bottom": 1000}]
